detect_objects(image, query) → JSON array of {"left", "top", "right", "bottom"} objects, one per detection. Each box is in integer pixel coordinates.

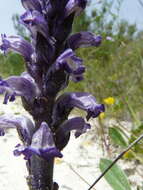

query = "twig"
[
  {"left": 87, "top": 133, "right": 143, "bottom": 190},
  {"left": 66, "top": 162, "right": 96, "bottom": 190}
]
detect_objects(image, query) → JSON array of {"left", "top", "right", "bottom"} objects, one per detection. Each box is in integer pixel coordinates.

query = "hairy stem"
[{"left": 27, "top": 156, "right": 54, "bottom": 190}]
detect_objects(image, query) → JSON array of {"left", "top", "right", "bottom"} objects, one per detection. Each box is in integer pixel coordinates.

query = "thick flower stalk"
[{"left": 0, "top": 0, "right": 104, "bottom": 190}]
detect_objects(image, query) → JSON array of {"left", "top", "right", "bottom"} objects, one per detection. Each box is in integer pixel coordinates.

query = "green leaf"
[
  {"left": 109, "top": 127, "right": 127, "bottom": 147},
  {"left": 99, "top": 158, "right": 131, "bottom": 190}
]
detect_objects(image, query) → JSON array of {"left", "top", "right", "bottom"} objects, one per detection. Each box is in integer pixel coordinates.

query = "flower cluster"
[{"left": 0, "top": 0, "right": 104, "bottom": 163}]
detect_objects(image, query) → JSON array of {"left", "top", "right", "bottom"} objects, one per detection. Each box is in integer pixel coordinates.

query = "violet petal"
[
  {"left": 0, "top": 76, "right": 40, "bottom": 104},
  {"left": 52, "top": 92, "right": 105, "bottom": 125},
  {"left": 14, "top": 122, "right": 62, "bottom": 160},
  {"left": 55, "top": 48, "right": 85, "bottom": 82},
  {"left": 0, "top": 115, "right": 35, "bottom": 144},
  {"left": 57, "top": 117, "right": 91, "bottom": 139},
  {"left": 0, "top": 34, "right": 34, "bottom": 61},
  {"left": 20, "top": 10, "right": 49, "bottom": 40},
  {"left": 21, "top": 0, "right": 42, "bottom": 12},
  {"left": 67, "top": 32, "right": 102, "bottom": 50},
  {"left": 65, "top": 0, "right": 87, "bottom": 17}
]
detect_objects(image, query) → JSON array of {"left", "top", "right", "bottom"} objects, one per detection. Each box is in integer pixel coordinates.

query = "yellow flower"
[
  {"left": 82, "top": 141, "right": 92, "bottom": 146},
  {"left": 123, "top": 150, "right": 133, "bottom": 159},
  {"left": 99, "top": 112, "right": 105, "bottom": 119},
  {"left": 55, "top": 158, "right": 63, "bottom": 165},
  {"left": 103, "top": 97, "right": 115, "bottom": 105}
]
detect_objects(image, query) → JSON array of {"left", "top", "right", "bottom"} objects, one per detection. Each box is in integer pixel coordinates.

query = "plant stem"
[
  {"left": 88, "top": 133, "right": 143, "bottom": 190},
  {"left": 27, "top": 156, "right": 54, "bottom": 190}
]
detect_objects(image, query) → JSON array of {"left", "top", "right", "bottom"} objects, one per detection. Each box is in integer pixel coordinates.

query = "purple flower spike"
[
  {"left": 65, "top": 0, "right": 87, "bottom": 17},
  {"left": 52, "top": 92, "right": 105, "bottom": 125},
  {"left": 21, "top": 0, "right": 42, "bottom": 12},
  {"left": 14, "top": 122, "right": 62, "bottom": 160},
  {"left": 67, "top": 32, "right": 102, "bottom": 50},
  {"left": 55, "top": 48, "right": 85, "bottom": 82},
  {"left": 20, "top": 10, "right": 49, "bottom": 39},
  {"left": 0, "top": 34, "right": 34, "bottom": 61}
]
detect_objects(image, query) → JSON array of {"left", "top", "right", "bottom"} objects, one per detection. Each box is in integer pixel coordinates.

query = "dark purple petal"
[
  {"left": 52, "top": 92, "right": 105, "bottom": 125},
  {"left": 0, "top": 78, "right": 16, "bottom": 104},
  {"left": 0, "top": 34, "right": 34, "bottom": 61},
  {"left": 0, "top": 115, "right": 35, "bottom": 144},
  {"left": 21, "top": 0, "right": 42, "bottom": 12},
  {"left": 55, "top": 117, "right": 91, "bottom": 150},
  {"left": 14, "top": 122, "right": 62, "bottom": 160},
  {"left": 0, "top": 76, "right": 40, "bottom": 104},
  {"left": 52, "top": 13, "right": 75, "bottom": 43},
  {"left": 45, "top": 66, "right": 69, "bottom": 96},
  {"left": 0, "top": 128, "right": 5, "bottom": 136},
  {"left": 55, "top": 48, "right": 85, "bottom": 82},
  {"left": 65, "top": 0, "right": 87, "bottom": 17},
  {"left": 21, "top": 72, "right": 35, "bottom": 83},
  {"left": 14, "top": 144, "right": 32, "bottom": 160},
  {"left": 57, "top": 117, "right": 91, "bottom": 138},
  {"left": 67, "top": 32, "right": 102, "bottom": 50},
  {"left": 20, "top": 10, "right": 49, "bottom": 39},
  {"left": 49, "top": 0, "right": 69, "bottom": 13}
]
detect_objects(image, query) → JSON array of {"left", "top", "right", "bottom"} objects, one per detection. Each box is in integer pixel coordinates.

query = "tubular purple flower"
[
  {"left": 0, "top": 34, "right": 34, "bottom": 61},
  {"left": 55, "top": 48, "right": 85, "bottom": 82},
  {"left": 55, "top": 117, "right": 91, "bottom": 150},
  {"left": 0, "top": 115, "right": 35, "bottom": 144},
  {"left": 52, "top": 92, "right": 105, "bottom": 125},
  {"left": 0, "top": 76, "right": 40, "bottom": 104},
  {"left": 20, "top": 10, "right": 49, "bottom": 39},
  {"left": 21, "top": 0, "right": 42, "bottom": 12},
  {"left": 14, "top": 122, "right": 63, "bottom": 160},
  {"left": 57, "top": 117, "right": 91, "bottom": 138},
  {"left": 65, "top": 0, "right": 87, "bottom": 17},
  {"left": 67, "top": 32, "right": 102, "bottom": 50}
]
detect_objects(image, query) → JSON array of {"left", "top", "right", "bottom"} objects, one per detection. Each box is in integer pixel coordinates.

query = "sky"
[{"left": 0, "top": 0, "right": 143, "bottom": 35}]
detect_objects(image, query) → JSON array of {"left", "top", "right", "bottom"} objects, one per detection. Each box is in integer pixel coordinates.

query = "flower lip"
[
  {"left": 14, "top": 122, "right": 63, "bottom": 160},
  {"left": 86, "top": 103, "right": 105, "bottom": 120}
]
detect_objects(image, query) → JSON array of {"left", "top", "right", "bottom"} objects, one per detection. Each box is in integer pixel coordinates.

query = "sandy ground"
[{"left": 0, "top": 97, "right": 142, "bottom": 190}]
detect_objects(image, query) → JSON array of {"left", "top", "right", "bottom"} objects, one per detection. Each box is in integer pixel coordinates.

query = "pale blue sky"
[{"left": 0, "top": 0, "right": 143, "bottom": 35}]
